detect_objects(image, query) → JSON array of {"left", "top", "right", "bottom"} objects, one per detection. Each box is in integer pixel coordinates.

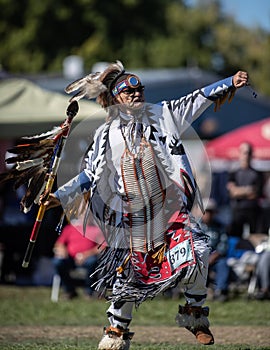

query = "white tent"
[{"left": 0, "top": 78, "right": 106, "bottom": 139}]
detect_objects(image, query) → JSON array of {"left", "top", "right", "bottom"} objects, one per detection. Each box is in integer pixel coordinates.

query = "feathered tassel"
[
  {"left": 21, "top": 168, "right": 47, "bottom": 213},
  {"left": 13, "top": 164, "right": 44, "bottom": 190},
  {"left": 0, "top": 125, "right": 66, "bottom": 213},
  {"left": 214, "top": 88, "right": 236, "bottom": 112},
  {"left": 65, "top": 60, "right": 125, "bottom": 102}
]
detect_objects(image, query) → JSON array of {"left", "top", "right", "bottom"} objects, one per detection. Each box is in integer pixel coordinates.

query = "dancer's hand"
[
  {"left": 233, "top": 71, "right": 249, "bottom": 88},
  {"left": 40, "top": 192, "right": 61, "bottom": 209}
]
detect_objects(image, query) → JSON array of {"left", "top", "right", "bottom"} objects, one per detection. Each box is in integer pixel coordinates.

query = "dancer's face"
[{"left": 114, "top": 84, "right": 145, "bottom": 110}]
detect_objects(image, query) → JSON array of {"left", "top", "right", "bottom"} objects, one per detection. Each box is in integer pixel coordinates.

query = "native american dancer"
[{"left": 1, "top": 61, "right": 248, "bottom": 350}]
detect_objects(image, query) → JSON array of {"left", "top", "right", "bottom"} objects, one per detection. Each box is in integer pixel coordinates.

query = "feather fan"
[{"left": 0, "top": 125, "right": 66, "bottom": 213}]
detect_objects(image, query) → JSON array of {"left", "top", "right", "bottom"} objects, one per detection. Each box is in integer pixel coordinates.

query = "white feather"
[
  {"left": 22, "top": 126, "right": 63, "bottom": 140},
  {"left": 16, "top": 159, "right": 44, "bottom": 171}
]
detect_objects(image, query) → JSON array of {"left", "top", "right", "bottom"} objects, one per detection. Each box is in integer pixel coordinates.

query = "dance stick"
[{"left": 22, "top": 101, "right": 79, "bottom": 268}]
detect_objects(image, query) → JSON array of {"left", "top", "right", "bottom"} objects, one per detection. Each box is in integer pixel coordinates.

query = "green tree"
[
  {"left": 0, "top": 0, "right": 172, "bottom": 72},
  {"left": 0, "top": 0, "right": 270, "bottom": 96},
  {"left": 0, "top": 0, "right": 100, "bottom": 72}
]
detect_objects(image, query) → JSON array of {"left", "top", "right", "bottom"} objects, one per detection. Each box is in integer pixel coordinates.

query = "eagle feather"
[
  {"left": 0, "top": 126, "right": 65, "bottom": 213},
  {"left": 65, "top": 61, "right": 124, "bottom": 102}
]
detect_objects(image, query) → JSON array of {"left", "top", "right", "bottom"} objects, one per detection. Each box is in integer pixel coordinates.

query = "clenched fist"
[{"left": 233, "top": 71, "right": 249, "bottom": 89}]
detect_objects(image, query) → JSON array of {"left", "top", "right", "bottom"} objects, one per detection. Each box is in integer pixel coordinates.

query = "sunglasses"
[
  {"left": 121, "top": 85, "right": 145, "bottom": 95},
  {"left": 112, "top": 74, "right": 144, "bottom": 96}
]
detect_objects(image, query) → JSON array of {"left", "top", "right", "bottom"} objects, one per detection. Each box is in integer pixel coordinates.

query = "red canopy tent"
[{"left": 205, "top": 117, "right": 270, "bottom": 172}]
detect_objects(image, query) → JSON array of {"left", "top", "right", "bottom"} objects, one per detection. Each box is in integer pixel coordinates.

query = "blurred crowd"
[{"left": 0, "top": 142, "right": 269, "bottom": 302}]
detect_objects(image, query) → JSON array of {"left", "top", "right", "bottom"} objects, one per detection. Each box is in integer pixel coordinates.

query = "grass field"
[{"left": 1, "top": 285, "right": 270, "bottom": 349}]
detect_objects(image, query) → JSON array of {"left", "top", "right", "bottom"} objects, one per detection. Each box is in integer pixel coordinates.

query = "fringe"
[
  {"left": 93, "top": 238, "right": 206, "bottom": 307},
  {"left": 105, "top": 271, "right": 183, "bottom": 308},
  {"left": 93, "top": 246, "right": 188, "bottom": 307},
  {"left": 175, "top": 305, "right": 210, "bottom": 329},
  {"left": 214, "top": 88, "right": 236, "bottom": 112},
  {"left": 175, "top": 313, "right": 210, "bottom": 329},
  {"left": 92, "top": 248, "right": 134, "bottom": 297}
]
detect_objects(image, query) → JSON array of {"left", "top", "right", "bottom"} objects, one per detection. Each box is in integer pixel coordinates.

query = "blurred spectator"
[
  {"left": 226, "top": 233, "right": 269, "bottom": 299},
  {"left": 210, "top": 171, "right": 231, "bottom": 227},
  {"left": 52, "top": 220, "right": 105, "bottom": 299},
  {"left": 201, "top": 198, "right": 230, "bottom": 302},
  {"left": 0, "top": 174, "right": 63, "bottom": 285},
  {"left": 259, "top": 172, "right": 270, "bottom": 233},
  {"left": 255, "top": 249, "right": 270, "bottom": 300},
  {"left": 0, "top": 182, "right": 35, "bottom": 284},
  {"left": 227, "top": 142, "right": 264, "bottom": 237}
]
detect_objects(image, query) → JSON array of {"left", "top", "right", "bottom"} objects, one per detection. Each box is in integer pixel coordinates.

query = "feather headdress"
[{"left": 65, "top": 60, "right": 125, "bottom": 108}]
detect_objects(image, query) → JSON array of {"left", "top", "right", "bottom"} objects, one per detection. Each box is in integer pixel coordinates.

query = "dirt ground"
[{"left": 1, "top": 325, "right": 270, "bottom": 347}]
